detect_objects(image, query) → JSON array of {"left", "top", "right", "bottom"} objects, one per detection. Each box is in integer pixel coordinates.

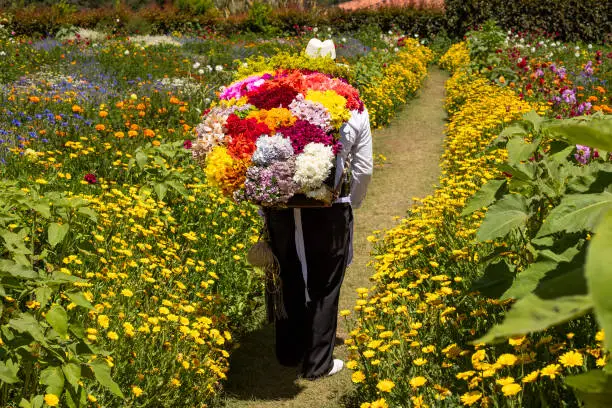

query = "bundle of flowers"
[{"left": 192, "top": 69, "right": 364, "bottom": 207}]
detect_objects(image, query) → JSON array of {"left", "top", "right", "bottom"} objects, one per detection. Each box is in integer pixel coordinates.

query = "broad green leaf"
[
  {"left": 586, "top": 209, "right": 612, "bottom": 353},
  {"left": 48, "top": 223, "right": 69, "bottom": 248},
  {"left": 498, "top": 162, "right": 536, "bottom": 181},
  {"left": 461, "top": 179, "right": 506, "bottom": 216},
  {"left": 477, "top": 294, "right": 592, "bottom": 343},
  {"left": 0, "top": 259, "right": 37, "bottom": 279},
  {"left": 8, "top": 313, "right": 46, "bottom": 343},
  {"left": 537, "top": 192, "right": 612, "bottom": 237},
  {"left": 18, "top": 396, "right": 43, "bottom": 408},
  {"left": 89, "top": 360, "right": 124, "bottom": 398},
  {"left": 46, "top": 304, "right": 68, "bottom": 338},
  {"left": 62, "top": 362, "right": 81, "bottom": 388},
  {"left": 507, "top": 137, "right": 538, "bottom": 165},
  {"left": 565, "top": 370, "right": 612, "bottom": 407},
  {"left": 77, "top": 207, "right": 98, "bottom": 222},
  {"left": 471, "top": 259, "right": 515, "bottom": 298},
  {"left": 0, "top": 359, "right": 20, "bottom": 384},
  {"left": 18, "top": 399, "right": 31, "bottom": 408},
  {"left": 476, "top": 194, "right": 529, "bottom": 241},
  {"left": 40, "top": 366, "right": 64, "bottom": 396},
  {"left": 545, "top": 115, "right": 612, "bottom": 152},
  {"left": 31, "top": 203, "right": 51, "bottom": 219},
  {"left": 502, "top": 261, "right": 557, "bottom": 300},
  {"left": 34, "top": 287, "right": 53, "bottom": 308},
  {"left": 522, "top": 110, "right": 545, "bottom": 132},
  {"left": 153, "top": 182, "right": 168, "bottom": 201},
  {"left": 65, "top": 291, "right": 94, "bottom": 310},
  {"left": 135, "top": 151, "right": 148, "bottom": 168}
]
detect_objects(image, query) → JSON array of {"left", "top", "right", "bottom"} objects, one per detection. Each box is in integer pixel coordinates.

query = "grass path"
[{"left": 223, "top": 67, "right": 449, "bottom": 408}]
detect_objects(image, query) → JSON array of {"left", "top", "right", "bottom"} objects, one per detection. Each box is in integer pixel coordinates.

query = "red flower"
[
  {"left": 225, "top": 114, "right": 270, "bottom": 159},
  {"left": 247, "top": 82, "right": 298, "bottom": 110},
  {"left": 183, "top": 139, "right": 193, "bottom": 149},
  {"left": 84, "top": 173, "right": 97, "bottom": 184}
]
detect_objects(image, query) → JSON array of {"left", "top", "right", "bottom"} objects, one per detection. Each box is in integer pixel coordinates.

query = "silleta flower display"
[{"left": 192, "top": 69, "right": 364, "bottom": 207}]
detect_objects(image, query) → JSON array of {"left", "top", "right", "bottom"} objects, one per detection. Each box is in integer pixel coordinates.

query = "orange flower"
[
  {"left": 169, "top": 96, "right": 180, "bottom": 104},
  {"left": 72, "top": 105, "right": 83, "bottom": 113},
  {"left": 28, "top": 96, "right": 40, "bottom": 103},
  {"left": 143, "top": 129, "right": 155, "bottom": 138},
  {"left": 95, "top": 124, "right": 106, "bottom": 131},
  {"left": 99, "top": 111, "right": 108, "bottom": 118}
]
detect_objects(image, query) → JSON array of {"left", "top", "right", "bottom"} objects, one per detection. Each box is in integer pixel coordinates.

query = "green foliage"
[
  {"left": 465, "top": 20, "right": 517, "bottom": 84},
  {"left": 465, "top": 111, "right": 612, "bottom": 404},
  {"left": 445, "top": 0, "right": 611, "bottom": 43},
  {"left": 244, "top": 1, "right": 277, "bottom": 35},
  {"left": 0, "top": 181, "right": 120, "bottom": 406},
  {"left": 174, "top": 0, "right": 215, "bottom": 15}
]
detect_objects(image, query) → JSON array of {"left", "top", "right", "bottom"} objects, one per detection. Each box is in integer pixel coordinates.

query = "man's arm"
[{"left": 350, "top": 109, "right": 373, "bottom": 209}]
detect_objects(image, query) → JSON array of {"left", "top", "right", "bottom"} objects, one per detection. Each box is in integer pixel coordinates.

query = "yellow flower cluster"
[
  {"left": 345, "top": 46, "right": 606, "bottom": 407},
  {"left": 247, "top": 107, "right": 297, "bottom": 132},
  {"left": 205, "top": 146, "right": 235, "bottom": 188},
  {"left": 361, "top": 39, "right": 434, "bottom": 129},
  {"left": 438, "top": 42, "right": 470, "bottom": 73},
  {"left": 305, "top": 89, "right": 351, "bottom": 129}
]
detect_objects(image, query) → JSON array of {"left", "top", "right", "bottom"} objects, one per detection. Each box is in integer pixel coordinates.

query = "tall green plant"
[{"left": 464, "top": 112, "right": 612, "bottom": 406}]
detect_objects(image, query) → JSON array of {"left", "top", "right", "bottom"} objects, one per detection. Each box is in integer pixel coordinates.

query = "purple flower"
[
  {"left": 561, "top": 89, "right": 576, "bottom": 104},
  {"left": 574, "top": 145, "right": 591, "bottom": 165},
  {"left": 583, "top": 61, "right": 594, "bottom": 77}
]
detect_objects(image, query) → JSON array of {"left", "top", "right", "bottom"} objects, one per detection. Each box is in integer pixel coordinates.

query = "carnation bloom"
[
  {"left": 278, "top": 119, "right": 338, "bottom": 154},
  {"left": 247, "top": 82, "right": 299, "bottom": 110},
  {"left": 225, "top": 114, "right": 270, "bottom": 160},
  {"left": 293, "top": 142, "right": 334, "bottom": 191},
  {"left": 289, "top": 93, "right": 333, "bottom": 132}
]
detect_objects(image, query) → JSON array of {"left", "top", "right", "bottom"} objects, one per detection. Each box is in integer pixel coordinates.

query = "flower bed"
[{"left": 345, "top": 42, "right": 608, "bottom": 407}]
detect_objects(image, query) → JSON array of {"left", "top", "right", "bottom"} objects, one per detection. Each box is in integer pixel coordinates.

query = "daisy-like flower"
[
  {"left": 460, "top": 391, "right": 482, "bottom": 406},
  {"left": 502, "top": 383, "right": 522, "bottom": 396},
  {"left": 376, "top": 379, "right": 395, "bottom": 392},
  {"left": 522, "top": 370, "right": 539, "bottom": 383},
  {"left": 540, "top": 364, "right": 561, "bottom": 379},
  {"left": 409, "top": 376, "right": 427, "bottom": 388}
]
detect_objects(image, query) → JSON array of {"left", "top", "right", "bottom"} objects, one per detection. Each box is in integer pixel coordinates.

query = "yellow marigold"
[
  {"left": 352, "top": 371, "right": 366, "bottom": 383},
  {"left": 559, "top": 350, "right": 583, "bottom": 368},
  {"left": 410, "top": 376, "right": 427, "bottom": 388},
  {"left": 204, "top": 146, "right": 234, "bottom": 189},
  {"left": 522, "top": 370, "right": 539, "bottom": 383},
  {"left": 305, "top": 89, "right": 350, "bottom": 129},
  {"left": 413, "top": 358, "right": 427, "bottom": 366},
  {"left": 370, "top": 399, "right": 388, "bottom": 408},
  {"left": 97, "top": 314, "right": 109, "bottom": 329},
  {"left": 502, "top": 383, "right": 522, "bottom": 396},
  {"left": 495, "top": 376, "right": 515, "bottom": 386},
  {"left": 460, "top": 391, "right": 482, "bottom": 406},
  {"left": 247, "top": 108, "right": 296, "bottom": 131},
  {"left": 496, "top": 353, "right": 518, "bottom": 366},
  {"left": 44, "top": 394, "right": 59, "bottom": 407},
  {"left": 541, "top": 364, "right": 561, "bottom": 379},
  {"left": 376, "top": 379, "right": 395, "bottom": 393},
  {"left": 132, "top": 386, "right": 143, "bottom": 397}
]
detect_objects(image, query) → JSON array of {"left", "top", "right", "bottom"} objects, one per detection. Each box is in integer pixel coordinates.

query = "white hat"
[{"left": 305, "top": 38, "right": 336, "bottom": 60}]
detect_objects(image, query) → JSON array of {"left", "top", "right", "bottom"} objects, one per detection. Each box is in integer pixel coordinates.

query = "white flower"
[
  {"left": 575, "top": 45, "right": 580, "bottom": 50},
  {"left": 341, "top": 37, "right": 346, "bottom": 43},
  {"left": 198, "top": 69, "right": 204, "bottom": 75},
  {"left": 205, "top": 98, "right": 211, "bottom": 104},
  {"left": 531, "top": 47, "right": 536, "bottom": 53},
  {"left": 116, "top": 18, "right": 120, "bottom": 23},
  {"left": 193, "top": 62, "right": 201, "bottom": 69},
  {"left": 388, "top": 30, "right": 393, "bottom": 35},
  {"left": 588, "top": 44, "right": 592, "bottom": 49},
  {"left": 575, "top": 52, "right": 580, "bottom": 57},
  {"left": 517, "top": 57, "right": 523, "bottom": 63},
  {"left": 0, "top": 51, "right": 6, "bottom": 56},
  {"left": 394, "top": 47, "right": 399, "bottom": 52},
  {"left": 206, "top": 65, "right": 213, "bottom": 72},
  {"left": 414, "top": 33, "right": 419, "bottom": 38},
  {"left": 124, "top": 50, "right": 130, "bottom": 55},
  {"left": 327, "top": 27, "right": 332, "bottom": 32},
  {"left": 293, "top": 143, "right": 334, "bottom": 191},
  {"left": 313, "top": 27, "right": 319, "bottom": 33},
  {"left": 215, "top": 65, "right": 223, "bottom": 72},
  {"left": 421, "top": 39, "right": 425, "bottom": 44}
]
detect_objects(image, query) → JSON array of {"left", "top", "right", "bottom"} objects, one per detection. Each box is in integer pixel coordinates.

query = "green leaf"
[
  {"left": 89, "top": 360, "right": 124, "bottom": 398},
  {"left": 522, "top": 110, "right": 545, "bottom": 132},
  {"left": 586, "top": 209, "right": 612, "bottom": 353},
  {"left": 498, "top": 162, "right": 536, "bottom": 181},
  {"left": 471, "top": 259, "right": 515, "bottom": 298},
  {"left": 0, "top": 259, "right": 37, "bottom": 279},
  {"left": 62, "top": 362, "right": 81, "bottom": 388},
  {"left": 153, "top": 182, "right": 168, "bottom": 201},
  {"left": 537, "top": 192, "right": 612, "bottom": 237},
  {"left": 476, "top": 194, "right": 529, "bottom": 241},
  {"left": 545, "top": 115, "right": 612, "bottom": 152},
  {"left": 40, "top": 366, "right": 64, "bottom": 396},
  {"left": 507, "top": 137, "right": 538, "bottom": 165},
  {"left": 477, "top": 294, "right": 592, "bottom": 343},
  {"left": 77, "top": 207, "right": 98, "bottom": 222},
  {"left": 501, "top": 261, "right": 557, "bottom": 300},
  {"left": 31, "top": 203, "right": 51, "bottom": 219},
  {"left": 34, "top": 287, "right": 53, "bottom": 308},
  {"left": 136, "top": 151, "right": 148, "bottom": 168},
  {"left": 461, "top": 179, "right": 506, "bottom": 216},
  {"left": 565, "top": 370, "right": 612, "bottom": 407},
  {"left": 46, "top": 304, "right": 68, "bottom": 338},
  {"left": 8, "top": 313, "right": 46, "bottom": 343},
  {"left": 65, "top": 291, "right": 94, "bottom": 310},
  {"left": 0, "top": 359, "right": 20, "bottom": 384},
  {"left": 48, "top": 223, "right": 69, "bottom": 248}
]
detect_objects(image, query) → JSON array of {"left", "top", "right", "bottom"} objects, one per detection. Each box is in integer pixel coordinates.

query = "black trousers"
[{"left": 265, "top": 204, "right": 353, "bottom": 379}]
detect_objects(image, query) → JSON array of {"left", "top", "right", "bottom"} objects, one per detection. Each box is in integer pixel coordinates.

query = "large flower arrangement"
[{"left": 192, "top": 69, "right": 364, "bottom": 206}]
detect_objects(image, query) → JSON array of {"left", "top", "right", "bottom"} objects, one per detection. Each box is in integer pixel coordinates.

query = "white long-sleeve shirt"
[{"left": 334, "top": 108, "right": 373, "bottom": 208}]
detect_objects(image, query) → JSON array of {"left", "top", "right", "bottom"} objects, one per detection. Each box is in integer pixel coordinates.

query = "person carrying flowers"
[{"left": 192, "top": 38, "right": 373, "bottom": 379}]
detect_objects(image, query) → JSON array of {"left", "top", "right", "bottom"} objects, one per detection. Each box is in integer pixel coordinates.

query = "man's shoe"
[{"left": 328, "top": 359, "right": 344, "bottom": 376}]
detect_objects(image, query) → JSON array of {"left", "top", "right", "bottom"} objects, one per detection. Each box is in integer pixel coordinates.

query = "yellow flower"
[
  {"left": 44, "top": 394, "right": 59, "bottom": 406},
  {"left": 352, "top": 371, "right": 366, "bottom": 383},
  {"left": 132, "top": 386, "right": 143, "bottom": 397},
  {"left": 502, "top": 383, "right": 522, "bottom": 396},
  {"left": 495, "top": 376, "right": 515, "bottom": 386},
  {"left": 97, "top": 315, "right": 109, "bottom": 329},
  {"left": 522, "top": 370, "right": 539, "bottom": 383},
  {"left": 121, "top": 289, "right": 133, "bottom": 297},
  {"left": 376, "top": 379, "right": 395, "bottom": 392},
  {"left": 541, "top": 364, "right": 561, "bottom": 379},
  {"left": 107, "top": 331, "right": 119, "bottom": 341},
  {"left": 363, "top": 350, "right": 375, "bottom": 358},
  {"left": 370, "top": 399, "right": 388, "bottom": 408},
  {"left": 409, "top": 376, "right": 427, "bottom": 388},
  {"left": 496, "top": 353, "right": 517, "bottom": 366},
  {"left": 559, "top": 350, "right": 583, "bottom": 368},
  {"left": 305, "top": 89, "right": 350, "bottom": 129},
  {"left": 595, "top": 330, "right": 605, "bottom": 342},
  {"left": 413, "top": 358, "right": 427, "bottom": 366},
  {"left": 460, "top": 391, "right": 482, "bottom": 406}
]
